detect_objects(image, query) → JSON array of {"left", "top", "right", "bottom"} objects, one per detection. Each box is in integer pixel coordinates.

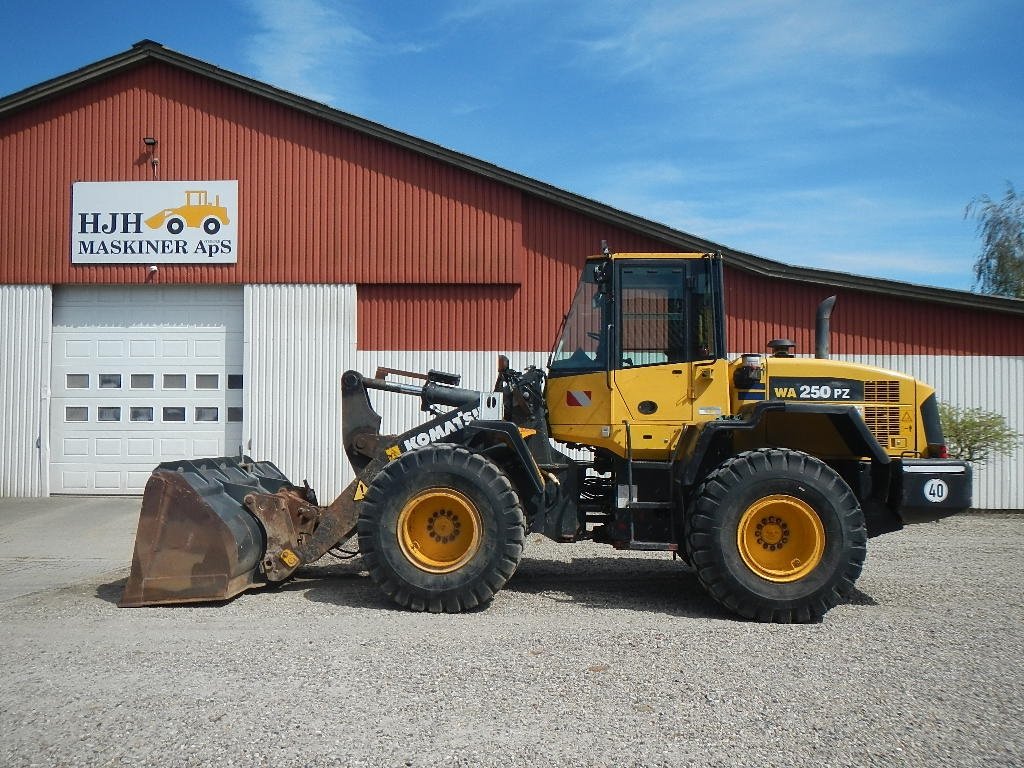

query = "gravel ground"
[{"left": 0, "top": 512, "right": 1021, "bottom": 768}]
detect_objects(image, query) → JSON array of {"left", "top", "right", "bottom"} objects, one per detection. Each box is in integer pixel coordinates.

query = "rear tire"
[
  {"left": 357, "top": 444, "right": 526, "bottom": 613},
  {"left": 686, "top": 448, "right": 866, "bottom": 623}
]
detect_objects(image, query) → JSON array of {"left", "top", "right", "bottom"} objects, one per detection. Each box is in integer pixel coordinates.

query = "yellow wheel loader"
[{"left": 121, "top": 251, "right": 971, "bottom": 622}]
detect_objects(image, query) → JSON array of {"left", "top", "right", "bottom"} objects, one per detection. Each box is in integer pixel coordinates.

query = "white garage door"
[{"left": 50, "top": 286, "right": 243, "bottom": 494}]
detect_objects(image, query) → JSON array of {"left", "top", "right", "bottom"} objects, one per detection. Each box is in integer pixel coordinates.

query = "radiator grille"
[
  {"left": 864, "top": 380, "right": 901, "bottom": 403},
  {"left": 863, "top": 406, "right": 902, "bottom": 442}
]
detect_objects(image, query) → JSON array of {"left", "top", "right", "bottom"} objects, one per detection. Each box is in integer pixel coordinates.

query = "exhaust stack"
[{"left": 815, "top": 296, "right": 837, "bottom": 359}]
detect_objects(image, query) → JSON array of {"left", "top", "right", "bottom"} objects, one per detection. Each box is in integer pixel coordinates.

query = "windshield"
[{"left": 548, "top": 262, "right": 607, "bottom": 374}]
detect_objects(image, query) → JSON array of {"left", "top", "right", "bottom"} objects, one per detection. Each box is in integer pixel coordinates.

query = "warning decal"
[{"left": 567, "top": 390, "right": 592, "bottom": 407}]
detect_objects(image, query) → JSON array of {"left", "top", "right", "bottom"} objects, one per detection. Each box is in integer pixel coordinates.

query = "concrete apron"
[{"left": 0, "top": 496, "right": 140, "bottom": 602}]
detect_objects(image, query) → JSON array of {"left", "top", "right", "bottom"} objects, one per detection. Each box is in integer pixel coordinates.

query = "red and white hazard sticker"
[{"left": 566, "top": 390, "right": 592, "bottom": 407}]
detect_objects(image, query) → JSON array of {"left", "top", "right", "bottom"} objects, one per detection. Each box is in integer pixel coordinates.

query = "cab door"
[{"left": 611, "top": 259, "right": 726, "bottom": 456}]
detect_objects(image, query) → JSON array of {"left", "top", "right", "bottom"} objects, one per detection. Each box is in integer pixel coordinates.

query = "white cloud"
[
  {"left": 243, "top": 0, "right": 373, "bottom": 107},
  {"left": 574, "top": 1, "right": 961, "bottom": 84},
  {"left": 564, "top": 0, "right": 971, "bottom": 136},
  {"left": 440, "top": 0, "right": 536, "bottom": 25}
]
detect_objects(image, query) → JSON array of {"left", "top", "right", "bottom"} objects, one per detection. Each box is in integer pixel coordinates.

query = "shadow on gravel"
[
  {"left": 506, "top": 554, "right": 734, "bottom": 620},
  {"left": 292, "top": 561, "right": 396, "bottom": 610},
  {"left": 96, "top": 577, "right": 127, "bottom": 605},
  {"left": 843, "top": 587, "right": 877, "bottom": 606},
  {"left": 95, "top": 556, "right": 878, "bottom": 617},
  {"left": 96, "top": 576, "right": 261, "bottom": 609},
  {"left": 297, "top": 554, "right": 738, "bottom": 619}
]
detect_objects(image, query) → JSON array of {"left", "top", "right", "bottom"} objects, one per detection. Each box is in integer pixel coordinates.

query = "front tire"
[
  {"left": 686, "top": 448, "right": 867, "bottom": 623},
  {"left": 357, "top": 444, "right": 526, "bottom": 613}
]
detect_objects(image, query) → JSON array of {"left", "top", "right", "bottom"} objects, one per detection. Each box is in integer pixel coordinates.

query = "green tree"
[
  {"left": 939, "top": 402, "right": 1020, "bottom": 464},
  {"left": 965, "top": 182, "right": 1024, "bottom": 298}
]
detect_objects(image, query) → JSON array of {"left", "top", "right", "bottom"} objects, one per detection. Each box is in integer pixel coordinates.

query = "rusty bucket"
[{"left": 120, "top": 457, "right": 293, "bottom": 607}]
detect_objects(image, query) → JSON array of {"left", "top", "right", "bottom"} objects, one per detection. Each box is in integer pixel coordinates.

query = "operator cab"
[{"left": 548, "top": 252, "right": 726, "bottom": 376}]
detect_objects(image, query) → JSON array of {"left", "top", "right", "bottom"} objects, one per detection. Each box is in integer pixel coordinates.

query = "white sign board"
[{"left": 72, "top": 180, "right": 238, "bottom": 264}]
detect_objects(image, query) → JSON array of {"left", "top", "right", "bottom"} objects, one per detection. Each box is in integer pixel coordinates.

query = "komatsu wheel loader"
[{"left": 121, "top": 251, "right": 972, "bottom": 622}]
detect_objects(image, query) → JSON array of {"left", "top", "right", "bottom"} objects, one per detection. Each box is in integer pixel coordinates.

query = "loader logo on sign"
[
  {"left": 72, "top": 180, "right": 238, "bottom": 264},
  {"left": 145, "top": 189, "right": 230, "bottom": 236},
  {"left": 566, "top": 390, "right": 592, "bottom": 407}
]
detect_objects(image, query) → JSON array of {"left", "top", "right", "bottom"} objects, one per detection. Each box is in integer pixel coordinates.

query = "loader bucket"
[{"left": 120, "top": 456, "right": 294, "bottom": 607}]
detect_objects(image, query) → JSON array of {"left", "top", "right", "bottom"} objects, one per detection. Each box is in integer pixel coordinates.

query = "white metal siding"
[
  {"left": 353, "top": 349, "right": 602, "bottom": 464},
  {"left": 0, "top": 285, "right": 52, "bottom": 496},
  {"left": 846, "top": 355, "right": 1023, "bottom": 511},
  {"left": 355, "top": 350, "right": 547, "bottom": 440},
  {"left": 244, "top": 285, "right": 358, "bottom": 501}
]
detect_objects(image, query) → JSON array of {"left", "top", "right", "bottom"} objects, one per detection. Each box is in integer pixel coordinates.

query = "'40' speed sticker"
[{"left": 923, "top": 478, "right": 948, "bottom": 503}]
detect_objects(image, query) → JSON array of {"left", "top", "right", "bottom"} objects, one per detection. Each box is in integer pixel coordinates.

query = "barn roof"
[{"left": 3, "top": 39, "right": 1021, "bottom": 316}]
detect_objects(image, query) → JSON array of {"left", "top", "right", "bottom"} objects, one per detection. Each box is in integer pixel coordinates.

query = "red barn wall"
[
  {"left": 724, "top": 269, "right": 1024, "bottom": 357},
  {"left": 3, "top": 60, "right": 1022, "bottom": 356},
  {"left": 0, "top": 61, "right": 519, "bottom": 286}
]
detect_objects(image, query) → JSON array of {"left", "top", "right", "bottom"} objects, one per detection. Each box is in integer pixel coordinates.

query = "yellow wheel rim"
[
  {"left": 737, "top": 495, "right": 825, "bottom": 583},
  {"left": 397, "top": 489, "right": 482, "bottom": 573}
]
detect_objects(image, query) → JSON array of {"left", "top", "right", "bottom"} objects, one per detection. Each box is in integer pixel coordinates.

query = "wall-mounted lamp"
[{"left": 142, "top": 137, "right": 159, "bottom": 178}]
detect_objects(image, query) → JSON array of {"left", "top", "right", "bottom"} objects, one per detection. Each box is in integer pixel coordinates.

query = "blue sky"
[{"left": 2, "top": 1, "right": 1021, "bottom": 291}]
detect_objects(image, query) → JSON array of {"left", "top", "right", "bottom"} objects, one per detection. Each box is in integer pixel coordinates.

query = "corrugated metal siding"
[
  {"left": 0, "top": 285, "right": 51, "bottom": 496},
  {"left": 356, "top": 351, "right": 510, "bottom": 439},
  {"left": 359, "top": 196, "right": 686, "bottom": 351},
  {"left": 0, "top": 62, "right": 519, "bottom": 286},
  {"left": 356, "top": 201, "right": 1024, "bottom": 357},
  {"left": 518, "top": 196, "right": 684, "bottom": 355},
  {"left": 843, "top": 354, "right": 1023, "bottom": 510},
  {"left": 359, "top": 284, "right": 519, "bottom": 351},
  {"left": 354, "top": 348, "right": 549, "bottom": 459},
  {"left": 244, "top": 284, "right": 358, "bottom": 501},
  {"left": 725, "top": 268, "right": 1024, "bottom": 356}
]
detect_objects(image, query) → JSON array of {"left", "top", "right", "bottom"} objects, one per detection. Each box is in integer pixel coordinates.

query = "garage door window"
[
  {"left": 98, "top": 407, "right": 121, "bottom": 422},
  {"left": 163, "top": 374, "right": 186, "bottom": 389},
  {"left": 196, "top": 374, "right": 219, "bottom": 389},
  {"left": 65, "top": 406, "right": 89, "bottom": 422},
  {"left": 99, "top": 374, "right": 122, "bottom": 389},
  {"left": 130, "top": 407, "right": 154, "bottom": 422},
  {"left": 67, "top": 374, "right": 89, "bottom": 389},
  {"left": 195, "top": 407, "right": 219, "bottom": 422},
  {"left": 131, "top": 374, "right": 154, "bottom": 389},
  {"left": 163, "top": 407, "right": 186, "bottom": 422}
]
